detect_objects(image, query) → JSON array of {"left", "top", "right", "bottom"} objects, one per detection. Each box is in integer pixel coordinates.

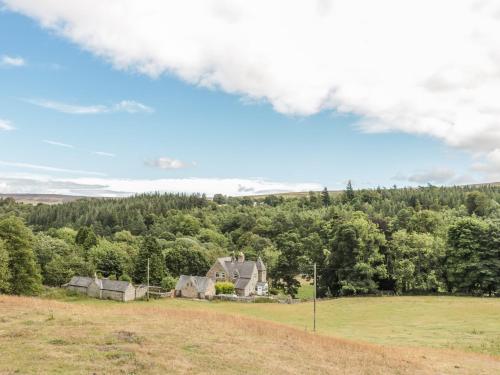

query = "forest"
[{"left": 0, "top": 183, "right": 499, "bottom": 298}]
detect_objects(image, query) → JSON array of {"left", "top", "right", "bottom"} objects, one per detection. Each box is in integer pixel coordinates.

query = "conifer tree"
[
  {"left": 321, "top": 187, "right": 331, "bottom": 207},
  {"left": 345, "top": 180, "right": 355, "bottom": 201},
  {"left": 133, "top": 235, "right": 165, "bottom": 285}
]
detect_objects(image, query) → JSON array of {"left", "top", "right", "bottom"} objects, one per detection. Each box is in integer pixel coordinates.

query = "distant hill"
[
  {"left": 1, "top": 181, "right": 499, "bottom": 204},
  {"left": 0, "top": 194, "right": 86, "bottom": 205}
]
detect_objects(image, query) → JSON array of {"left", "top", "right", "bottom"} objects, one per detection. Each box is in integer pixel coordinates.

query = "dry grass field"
[
  {"left": 161, "top": 296, "right": 500, "bottom": 355},
  {"left": 0, "top": 295, "right": 499, "bottom": 375}
]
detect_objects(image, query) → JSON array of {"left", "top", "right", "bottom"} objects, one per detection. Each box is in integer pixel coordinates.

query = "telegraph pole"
[
  {"left": 147, "top": 258, "right": 150, "bottom": 301},
  {"left": 313, "top": 262, "right": 317, "bottom": 332}
]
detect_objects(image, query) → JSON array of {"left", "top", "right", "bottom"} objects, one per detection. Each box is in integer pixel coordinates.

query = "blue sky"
[{"left": 0, "top": 2, "right": 497, "bottom": 196}]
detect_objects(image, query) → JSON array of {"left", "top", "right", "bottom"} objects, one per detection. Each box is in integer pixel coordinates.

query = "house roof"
[
  {"left": 234, "top": 278, "right": 251, "bottom": 290},
  {"left": 100, "top": 279, "right": 131, "bottom": 293},
  {"left": 67, "top": 276, "right": 131, "bottom": 292},
  {"left": 68, "top": 276, "right": 93, "bottom": 288},
  {"left": 222, "top": 259, "right": 257, "bottom": 279},
  {"left": 176, "top": 275, "right": 213, "bottom": 293}
]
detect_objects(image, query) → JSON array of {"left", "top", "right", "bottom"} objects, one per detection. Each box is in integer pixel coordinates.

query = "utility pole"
[
  {"left": 147, "top": 258, "right": 150, "bottom": 301},
  {"left": 313, "top": 262, "right": 317, "bottom": 332}
]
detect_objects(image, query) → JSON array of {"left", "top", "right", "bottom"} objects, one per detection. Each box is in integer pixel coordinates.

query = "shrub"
[
  {"left": 269, "top": 287, "right": 280, "bottom": 295},
  {"left": 215, "top": 282, "right": 235, "bottom": 295},
  {"left": 119, "top": 274, "right": 131, "bottom": 282},
  {"left": 161, "top": 275, "right": 177, "bottom": 291}
]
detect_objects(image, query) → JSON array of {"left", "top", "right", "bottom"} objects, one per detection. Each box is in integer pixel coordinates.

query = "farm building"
[
  {"left": 206, "top": 253, "right": 268, "bottom": 296},
  {"left": 65, "top": 275, "right": 147, "bottom": 302},
  {"left": 65, "top": 276, "right": 93, "bottom": 295},
  {"left": 175, "top": 275, "right": 215, "bottom": 299}
]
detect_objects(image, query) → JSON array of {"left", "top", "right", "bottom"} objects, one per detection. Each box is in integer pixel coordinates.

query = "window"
[
  {"left": 233, "top": 271, "right": 239, "bottom": 279},
  {"left": 215, "top": 272, "right": 225, "bottom": 279}
]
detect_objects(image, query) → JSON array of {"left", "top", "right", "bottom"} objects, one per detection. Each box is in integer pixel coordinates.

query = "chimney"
[{"left": 237, "top": 251, "right": 245, "bottom": 263}]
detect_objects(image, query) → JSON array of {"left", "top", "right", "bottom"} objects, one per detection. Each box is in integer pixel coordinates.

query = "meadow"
[
  {"left": 153, "top": 295, "right": 500, "bottom": 356},
  {"left": 1, "top": 294, "right": 498, "bottom": 374}
]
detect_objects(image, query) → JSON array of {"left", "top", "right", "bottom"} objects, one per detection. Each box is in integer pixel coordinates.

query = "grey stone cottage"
[
  {"left": 65, "top": 275, "right": 147, "bottom": 302},
  {"left": 206, "top": 252, "right": 268, "bottom": 296},
  {"left": 174, "top": 275, "right": 215, "bottom": 299}
]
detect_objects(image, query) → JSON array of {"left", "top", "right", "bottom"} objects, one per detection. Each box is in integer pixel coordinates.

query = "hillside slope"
[{"left": 0, "top": 296, "right": 498, "bottom": 375}]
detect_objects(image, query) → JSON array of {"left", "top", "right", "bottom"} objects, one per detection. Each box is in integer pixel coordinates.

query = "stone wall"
[
  {"left": 67, "top": 285, "right": 88, "bottom": 295},
  {"left": 101, "top": 289, "right": 126, "bottom": 301}
]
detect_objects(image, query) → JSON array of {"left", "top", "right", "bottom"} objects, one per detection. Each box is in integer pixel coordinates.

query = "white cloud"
[
  {"left": 471, "top": 149, "right": 500, "bottom": 181},
  {"left": 24, "top": 98, "right": 153, "bottom": 114},
  {"left": 5, "top": 1, "right": 500, "bottom": 171},
  {"left": 393, "top": 167, "right": 476, "bottom": 185},
  {"left": 145, "top": 157, "right": 192, "bottom": 169},
  {"left": 0, "top": 160, "right": 105, "bottom": 176},
  {"left": 1, "top": 55, "right": 25, "bottom": 67},
  {"left": 43, "top": 139, "right": 74, "bottom": 148},
  {"left": 0, "top": 174, "right": 322, "bottom": 197},
  {"left": 0, "top": 119, "right": 15, "bottom": 131},
  {"left": 92, "top": 151, "right": 116, "bottom": 157},
  {"left": 25, "top": 99, "right": 107, "bottom": 114},
  {"left": 113, "top": 100, "right": 153, "bottom": 113}
]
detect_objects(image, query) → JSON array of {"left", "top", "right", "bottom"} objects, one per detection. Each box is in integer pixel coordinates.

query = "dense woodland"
[{"left": 0, "top": 183, "right": 499, "bottom": 298}]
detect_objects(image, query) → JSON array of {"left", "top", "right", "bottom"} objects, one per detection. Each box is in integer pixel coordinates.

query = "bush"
[
  {"left": 161, "top": 275, "right": 177, "bottom": 291},
  {"left": 215, "top": 282, "right": 235, "bottom": 295},
  {"left": 119, "top": 274, "right": 132, "bottom": 282},
  {"left": 269, "top": 287, "right": 280, "bottom": 296}
]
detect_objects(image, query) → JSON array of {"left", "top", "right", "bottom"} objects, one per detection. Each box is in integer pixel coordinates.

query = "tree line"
[{"left": 0, "top": 183, "right": 499, "bottom": 297}]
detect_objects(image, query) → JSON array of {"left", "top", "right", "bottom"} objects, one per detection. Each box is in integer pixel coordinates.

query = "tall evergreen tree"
[
  {"left": 273, "top": 232, "right": 304, "bottom": 297},
  {"left": 345, "top": 180, "right": 355, "bottom": 202},
  {"left": 134, "top": 236, "right": 165, "bottom": 285},
  {"left": 321, "top": 187, "right": 331, "bottom": 207}
]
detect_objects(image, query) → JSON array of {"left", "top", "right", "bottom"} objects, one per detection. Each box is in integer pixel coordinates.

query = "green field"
[
  {"left": 2, "top": 294, "right": 500, "bottom": 374},
  {"left": 63, "top": 294, "right": 500, "bottom": 356},
  {"left": 162, "top": 296, "right": 500, "bottom": 355}
]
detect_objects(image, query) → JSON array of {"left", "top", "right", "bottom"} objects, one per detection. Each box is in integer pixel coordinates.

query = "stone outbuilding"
[
  {"left": 206, "top": 253, "right": 268, "bottom": 296},
  {"left": 175, "top": 275, "right": 215, "bottom": 299},
  {"left": 65, "top": 275, "right": 147, "bottom": 302},
  {"left": 65, "top": 276, "right": 93, "bottom": 295}
]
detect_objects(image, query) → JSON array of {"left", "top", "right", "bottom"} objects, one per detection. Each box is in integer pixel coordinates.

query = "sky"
[{"left": 0, "top": 0, "right": 499, "bottom": 197}]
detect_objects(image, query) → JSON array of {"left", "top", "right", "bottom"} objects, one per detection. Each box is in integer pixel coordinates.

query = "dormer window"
[{"left": 233, "top": 271, "right": 239, "bottom": 279}]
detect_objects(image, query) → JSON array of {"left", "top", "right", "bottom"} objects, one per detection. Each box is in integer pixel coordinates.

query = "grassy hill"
[{"left": 0, "top": 295, "right": 498, "bottom": 374}]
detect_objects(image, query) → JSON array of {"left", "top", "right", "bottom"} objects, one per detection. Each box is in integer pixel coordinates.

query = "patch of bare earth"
[{"left": 0, "top": 296, "right": 498, "bottom": 374}]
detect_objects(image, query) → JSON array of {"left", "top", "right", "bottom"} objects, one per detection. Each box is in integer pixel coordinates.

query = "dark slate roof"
[
  {"left": 176, "top": 275, "right": 213, "bottom": 293},
  {"left": 101, "top": 279, "right": 132, "bottom": 293},
  {"left": 256, "top": 257, "right": 266, "bottom": 271},
  {"left": 223, "top": 260, "right": 256, "bottom": 279},
  {"left": 234, "top": 278, "right": 251, "bottom": 290},
  {"left": 68, "top": 276, "right": 93, "bottom": 288}
]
